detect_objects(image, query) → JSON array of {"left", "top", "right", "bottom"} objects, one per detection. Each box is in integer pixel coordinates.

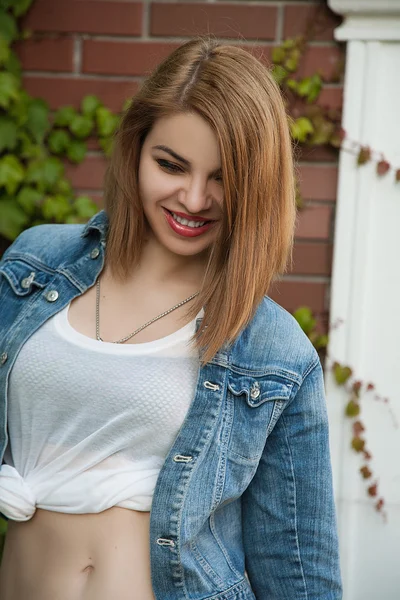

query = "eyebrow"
[{"left": 152, "top": 145, "right": 222, "bottom": 176}]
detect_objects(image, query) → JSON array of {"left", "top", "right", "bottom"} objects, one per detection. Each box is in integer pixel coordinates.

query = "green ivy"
[{"left": 0, "top": 1, "right": 122, "bottom": 241}]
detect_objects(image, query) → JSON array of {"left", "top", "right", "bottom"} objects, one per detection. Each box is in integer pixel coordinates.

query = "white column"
[{"left": 326, "top": 1, "right": 400, "bottom": 599}]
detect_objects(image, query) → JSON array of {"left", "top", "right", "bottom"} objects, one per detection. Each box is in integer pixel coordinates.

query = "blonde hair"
[{"left": 104, "top": 35, "right": 297, "bottom": 364}]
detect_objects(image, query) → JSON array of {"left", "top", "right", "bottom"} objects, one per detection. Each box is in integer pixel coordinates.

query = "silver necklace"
[{"left": 95, "top": 278, "right": 199, "bottom": 344}]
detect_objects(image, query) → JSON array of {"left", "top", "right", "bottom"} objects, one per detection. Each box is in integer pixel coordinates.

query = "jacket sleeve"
[{"left": 241, "top": 358, "right": 343, "bottom": 600}]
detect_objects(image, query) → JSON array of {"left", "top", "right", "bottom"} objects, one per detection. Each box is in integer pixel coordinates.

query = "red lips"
[{"left": 163, "top": 208, "right": 216, "bottom": 238}]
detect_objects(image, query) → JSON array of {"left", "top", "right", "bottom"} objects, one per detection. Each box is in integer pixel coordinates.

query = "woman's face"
[{"left": 138, "top": 112, "right": 224, "bottom": 260}]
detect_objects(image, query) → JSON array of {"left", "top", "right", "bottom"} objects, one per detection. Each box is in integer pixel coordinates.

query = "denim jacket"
[{"left": 0, "top": 209, "right": 342, "bottom": 599}]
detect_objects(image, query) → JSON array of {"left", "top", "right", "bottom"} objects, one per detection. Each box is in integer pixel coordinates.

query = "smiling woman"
[
  {"left": 138, "top": 112, "right": 223, "bottom": 252},
  {"left": 0, "top": 35, "right": 342, "bottom": 600}
]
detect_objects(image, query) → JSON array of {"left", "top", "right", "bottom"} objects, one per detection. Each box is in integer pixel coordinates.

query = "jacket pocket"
[
  {"left": 224, "top": 372, "right": 294, "bottom": 462},
  {"left": 0, "top": 259, "right": 52, "bottom": 297}
]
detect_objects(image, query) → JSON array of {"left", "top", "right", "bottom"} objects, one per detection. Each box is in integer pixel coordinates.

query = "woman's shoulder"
[
  {"left": 229, "top": 295, "right": 320, "bottom": 381},
  {"left": 0, "top": 216, "right": 102, "bottom": 269}
]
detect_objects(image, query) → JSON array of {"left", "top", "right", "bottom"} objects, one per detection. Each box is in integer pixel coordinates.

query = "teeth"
[{"left": 171, "top": 211, "right": 207, "bottom": 228}]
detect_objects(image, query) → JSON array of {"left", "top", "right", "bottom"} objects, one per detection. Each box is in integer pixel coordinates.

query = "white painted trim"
[
  {"left": 329, "top": 0, "right": 400, "bottom": 16},
  {"left": 334, "top": 15, "right": 400, "bottom": 40},
  {"left": 329, "top": 0, "right": 400, "bottom": 40}
]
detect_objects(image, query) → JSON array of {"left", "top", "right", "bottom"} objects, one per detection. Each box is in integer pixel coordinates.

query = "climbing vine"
[{"left": 0, "top": 0, "right": 394, "bottom": 558}]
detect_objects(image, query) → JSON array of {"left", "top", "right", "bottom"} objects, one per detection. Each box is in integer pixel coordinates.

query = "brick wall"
[{"left": 17, "top": 0, "right": 344, "bottom": 328}]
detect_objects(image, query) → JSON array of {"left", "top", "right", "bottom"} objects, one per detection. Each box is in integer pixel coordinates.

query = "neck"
[{"left": 137, "top": 236, "right": 209, "bottom": 289}]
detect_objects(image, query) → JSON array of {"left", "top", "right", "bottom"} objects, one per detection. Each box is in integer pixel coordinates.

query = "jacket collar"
[{"left": 80, "top": 209, "right": 109, "bottom": 242}]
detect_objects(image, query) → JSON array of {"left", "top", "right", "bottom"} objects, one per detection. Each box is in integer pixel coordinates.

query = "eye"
[{"left": 156, "top": 159, "right": 183, "bottom": 173}]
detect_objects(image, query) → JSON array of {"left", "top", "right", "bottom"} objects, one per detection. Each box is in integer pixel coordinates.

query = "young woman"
[{"left": 0, "top": 36, "right": 342, "bottom": 600}]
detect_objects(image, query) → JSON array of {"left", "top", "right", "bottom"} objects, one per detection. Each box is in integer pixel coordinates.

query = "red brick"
[
  {"left": 83, "top": 41, "right": 181, "bottom": 77},
  {"left": 284, "top": 4, "right": 342, "bottom": 42},
  {"left": 318, "top": 86, "right": 343, "bottom": 109},
  {"left": 269, "top": 280, "right": 327, "bottom": 313},
  {"left": 298, "top": 165, "right": 338, "bottom": 202},
  {"left": 296, "top": 205, "right": 332, "bottom": 240},
  {"left": 15, "top": 37, "right": 74, "bottom": 72},
  {"left": 23, "top": 76, "right": 139, "bottom": 112},
  {"left": 291, "top": 242, "right": 333, "bottom": 276},
  {"left": 150, "top": 2, "right": 277, "bottom": 40},
  {"left": 64, "top": 156, "right": 107, "bottom": 190},
  {"left": 82, "top": 41, "right": 274, "bottom": 77},
  {"left": 22, "top": 0, "right": 142, "bottom": 36},
  {"left": 296, "top": 45, "right": 345, "bottom": 83}
]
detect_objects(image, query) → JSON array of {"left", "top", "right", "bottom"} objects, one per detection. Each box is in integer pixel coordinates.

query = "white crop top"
[{"left": 0, "top": 302, "right": 202, "bottom": 521}]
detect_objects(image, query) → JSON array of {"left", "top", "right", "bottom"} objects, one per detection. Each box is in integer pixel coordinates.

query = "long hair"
[{"left": 103, "top": 35, "right": 297, "bottom": 364}]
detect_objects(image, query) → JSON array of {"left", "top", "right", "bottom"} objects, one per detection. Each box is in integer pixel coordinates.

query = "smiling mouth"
[
  {"left": 169, "top": 210, "right": 212, "bottom": 228},
  {"left": 163, "top": 208, "right": 216, "bottom": 238}
]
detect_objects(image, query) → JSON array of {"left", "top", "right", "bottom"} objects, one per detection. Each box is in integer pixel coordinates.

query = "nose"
[{"left": 179, "top": 177, "right": 213, "bottom": 214}]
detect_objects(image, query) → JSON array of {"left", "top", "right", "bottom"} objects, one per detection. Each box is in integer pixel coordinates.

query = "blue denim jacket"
[{"left": 0, "top": 209, "right": 342, "bottom": 599}]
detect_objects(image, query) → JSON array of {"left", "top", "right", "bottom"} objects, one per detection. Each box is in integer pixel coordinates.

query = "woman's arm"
[{"left": 241, "top": 358, "right": 343, "bottom": 600}]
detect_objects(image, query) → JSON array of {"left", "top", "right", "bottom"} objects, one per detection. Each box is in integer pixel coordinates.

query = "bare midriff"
[{"left": 0, "top": 507, "right": 156, "bottom": 600}]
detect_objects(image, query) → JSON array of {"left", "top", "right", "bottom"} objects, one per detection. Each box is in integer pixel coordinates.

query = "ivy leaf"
[
  {"left": 41, "top": 194, "right": 72, "bottom": 222},
  {"left": 396, "top": 169, "right": 400, "bottom": 182},
  {"left": 286, "top": 78, "right": 298, "bottom": 92},
  {"left": 17, "top": 130, "right": 43, "bottom": 160},
  {"left": 0, "top": 195, "right": 29, "bottom": 239},
  {"left": 284, "top": 49, "right": 301, "bottom": 73},
  {"left": 272, "top": 46, "right": 285, "bottom": 65},
  {"left": 95, "top": 106, "right": 119, "bottom": 137},
  {"left": 308, "top": 118, "right": 335, "bottom": 146},
  {"left": 357, "top": 146, "right": 371, "bottom": 165},
  {"left": 271, "top": 64, "right": 288, "bottom": 86},
  {"left": 81, "top": 95, "right": 101, "bottom": 117},
  {"left": 16, "top": 185, "right": 42, "bottom": 215},
  {"left": 333, "top": 362, "right": 352, "bottom": 385},
  {"left": 376, "top": 160, "right": 390, "bottom": 176},
  {"left": 290, "top": 117, "right": 314, "bottom": 142},
  {"left": 0, "top": 154, "right": 24, "bottom": 194},
  {"left": 0, "top": 116, "right": 18, "bottom": 152},
  {"left": 360, "top": 465, "right": 372, "bottom": 479},
  {"left": 352, "top": 420, "right": 365, "bottom": 436},
  {"left": 69, "top": 114, "right": 93, "bottom": 139},
  {"left": 0, "top": 71, "right": 19, "bottom": 108},
  {"left": 345, "top": 399, "right": 360, "bottom": 418},
  {"left": 48, "top": 129, "right": 71, "bottom": 154},
  {"left": 0, "top": 8, "right": 17, "bottom": 42},
  {"left": 66, "top": 139, "right": 87, "bottom": 163},
  {"left": 53, "top": 105, "right": 77, "bottom": 127},
  {"left": 8, "top": 88, "right": 29, "bottom": 126},
  {"left": 54, "top": 177, "right": 72, "bottom": 195},
  {"left": 296, "top": 74, "right": 322, "bottom": 103},
  {"left": 25, "top": 157, "right": 64, "bottom": 192},
  {"left": 293, "top": 306, "right": 316, "bottom": 334},
  {"left": 4, "top": 47, "right": 21, "bottom": 78},
  {"left": 329, "top": 126, "right": 346, "bottom": 149},
  {"left": 8, "top": 0, "right": 34, "bottom": 18},
  {"left": 351, "top": 436, "right": 365, "bottom": 452},
  {"left": 0, "top": 34, "right": 10, "bottom": 64},
  {"left": 26, "top": 98, "right": 51, "bottom": 143},
  {"left": 73, "top": 195, "right": 98, "bottom": 219}
]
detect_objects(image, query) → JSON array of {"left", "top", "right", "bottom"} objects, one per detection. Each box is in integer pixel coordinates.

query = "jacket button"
[
  {"left": 21, "top": 272, "right": 36, "bottom": 288},
  {"left": 250, "top": 381, "right": 261, "bottom": 399},
  {"left": 45, "top": 290, "right": 59, "bottom": 302},
  {"left": 173, "top": 454, "right": 193, "bottom": 463},
  {"left": 0, "top": 352, "right": 8, "bottom": 365},
  {"left": 156, "top": 538, "right": 175, "bottom": 547},
  {"left": 90, "top": 248, "right": 100, "bottom": 259}
]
